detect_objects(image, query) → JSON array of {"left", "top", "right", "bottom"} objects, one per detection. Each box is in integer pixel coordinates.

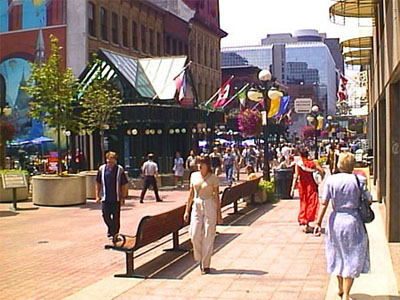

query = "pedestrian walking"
[
  {"left": 314, "top": 152, "right": 371, "bottom": 300},
  {"left": 186, "top": 150, "right": 198, "bottom": 177},
  {"left": 210, "top": 147, "right": 222, "bottom": 175},
  {"left": 290, "top": 148, "right": 325, "bottom": 233},
  {"left": 223, "top": 147, "right": 235, "bottom": 186},
  {"left": 140, "top": 153, "right": 162, "bottom": 203},
  {"left": 232, "top": 145, "right": 242, "bottom": 181},
  {"left": 95, "top": 151, "right": 128, "bottom": 244},
  {"left": 184, "top": 156, "right": 222, "bottom": 275},
  {"left": 173, "top": 152, "right": 185, "bottom": 188}
]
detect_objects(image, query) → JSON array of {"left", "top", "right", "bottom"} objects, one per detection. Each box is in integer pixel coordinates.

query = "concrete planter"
[
  {"left": 0, "top": 174, "right": 29, "bottom": 202},
  {"left": 80, "top": 171, "right": 98, "bottom": 199},
  {"left": 32, "top": 175, "right": 86, "bottom": 206}
]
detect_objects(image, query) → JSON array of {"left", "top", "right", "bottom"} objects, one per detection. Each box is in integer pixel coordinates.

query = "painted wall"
[{"left": 0, "top": 0, "right": 66, "bottom": 140}]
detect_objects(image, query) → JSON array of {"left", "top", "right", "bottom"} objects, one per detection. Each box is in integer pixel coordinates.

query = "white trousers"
[{"left": 189, "top": 197, "right": 217, "bottom": 269}]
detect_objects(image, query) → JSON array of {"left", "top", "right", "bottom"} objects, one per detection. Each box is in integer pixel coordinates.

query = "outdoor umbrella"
[{"left": 31, "top": 136, "right": 54, "bottom": 144}]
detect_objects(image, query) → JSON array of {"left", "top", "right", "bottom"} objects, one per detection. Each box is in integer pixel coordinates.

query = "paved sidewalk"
[
  {"left": 65, "top": 199, "right": 329, "bottom": 300},
  {"left": 1, "top": 173, "right": 399, "bottom": 300}
]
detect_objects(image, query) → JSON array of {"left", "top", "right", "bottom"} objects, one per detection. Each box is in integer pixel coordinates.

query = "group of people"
[{"left": 96, "top": 143, "right": 372, "bottom": 300}]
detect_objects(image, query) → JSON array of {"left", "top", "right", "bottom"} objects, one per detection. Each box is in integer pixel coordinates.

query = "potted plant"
[
  {"left": 257, "top": 179, "right": 276, "bottom": 203},
  {"left": 23, "top": 35, "right": 85, "bottom": 206}
]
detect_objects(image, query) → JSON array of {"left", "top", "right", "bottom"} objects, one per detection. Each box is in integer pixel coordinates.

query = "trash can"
[{"left": 274, "top": 168, "right": 293, "bottom": 199}]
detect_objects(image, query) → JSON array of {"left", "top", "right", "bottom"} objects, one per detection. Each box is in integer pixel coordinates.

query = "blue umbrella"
[{"left": 32, "top": 136, "right": 54, "bottom": 144}]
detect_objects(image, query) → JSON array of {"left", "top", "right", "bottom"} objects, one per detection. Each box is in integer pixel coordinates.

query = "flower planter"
[
  {"left": 80, "top": 171, "right": 98, "bottom": 199},
  {"left": 0, "top": 174, "right": 29, "bottom": 202},
  {"left": 32, "top": 174, "right": 86, "bottom": 206}
]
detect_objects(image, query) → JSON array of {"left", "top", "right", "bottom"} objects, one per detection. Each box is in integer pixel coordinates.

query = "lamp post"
[
  {"left": 307, "top": 105, "right": 324, "bottom": 159},
  {"left": 247, "top": 69, "right": 275, "bottom": 181},
  {"left": 64, "top": 130, "right": 71, "bottom": 173}
]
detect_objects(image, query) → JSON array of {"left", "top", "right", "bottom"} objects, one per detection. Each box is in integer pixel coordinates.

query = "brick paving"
[{"left": 0, "top": 177, "right": 331, "bottom": 300}]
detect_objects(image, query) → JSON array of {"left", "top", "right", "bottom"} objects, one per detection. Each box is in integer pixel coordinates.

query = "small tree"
[
  {"left": 0, "top": 120, "right": 16, "bottom": 169},
  {"left": 79, "top": 58, "right": 122, "bottom": 163},
  {"left": 23, "top": 35, "right": 79, "bottom": 175}
]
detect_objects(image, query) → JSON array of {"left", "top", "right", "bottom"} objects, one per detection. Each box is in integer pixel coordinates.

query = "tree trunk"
[
  {"left": 0, "top": 138, "right": 5, "bottom": 169},
  {"left": 57, "top": 125, "right": 62, "bottom": 175},
  {"left": 100, "top": 130, "right": 105, "bottom": 164}
]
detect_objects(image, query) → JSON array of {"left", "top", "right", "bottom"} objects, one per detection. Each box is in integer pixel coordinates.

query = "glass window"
[
  {"left": 132, "top": 21, "right": 137, "bottom": 50},
  {"left": 111, "top": 12, "right": 118, "bottom": 44},
  {"left": 157, "top": 32, "right": 161, "bottom": 55},
  {"left": 122, "top": 17, "right": 128, "bottom": 47},
  {"left": 100, "top": 7, "right": 107, "bottom": 41},
  {"left": 149, "top": 28, "right": 154, "bottom": 55},
  {"left": 88, "top": 2, "right": 96, "bottom": 37},
  {"left": 141, "top": 25, "right": 147, "bottom": 53}
]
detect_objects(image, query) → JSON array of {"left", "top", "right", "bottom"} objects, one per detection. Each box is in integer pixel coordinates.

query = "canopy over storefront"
[
  {"left": 79, "top": 49, "right": 196, "bottom": 106},
  {"left": 341, "top": 36, "right": 373, "bottom": 49},
  {"left": 329, "top": 0, "right": 377, "bottom": 19},
  {"left": 77, "top": 49, "right": 224, "bottom": 170}
]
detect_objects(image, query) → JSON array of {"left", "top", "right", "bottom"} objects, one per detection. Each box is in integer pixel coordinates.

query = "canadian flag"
[{"left": 213, "top": 77, "right": 233, "bottom": 108}]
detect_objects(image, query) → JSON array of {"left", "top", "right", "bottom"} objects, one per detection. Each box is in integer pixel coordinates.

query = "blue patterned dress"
[{"left": 322, "top": 173, "right": 370, "bottom": 278}]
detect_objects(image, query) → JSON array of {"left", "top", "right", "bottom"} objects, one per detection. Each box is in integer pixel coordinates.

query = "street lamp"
[
  {"left": 307, "top": 105, "right": 324, "bottom": 159},
  {"left": 64, "top": 130, "right": 71, "bottom": 173},
  {"left": 247, "top": 69, "right": 275, "bottom": 181}
]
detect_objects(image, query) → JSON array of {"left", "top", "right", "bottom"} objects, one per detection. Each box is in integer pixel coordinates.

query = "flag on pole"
[
  {"left": 274, "top": 96, "right": 290, "bottom": 118},
  {"left": 178, "top": 72, "right": 187, "bottom": 103},
  {"left": 174, "top": 71, "right": 184, "bottom": 92},
  {"left": 213, "top": 77, "right": 233, "bottom": 108},
  {"left": 337, "top": 73, "right": 348, "bottom": 101},
  {"left": 237, "top": 88, "right": 247, "bottom": 109}
]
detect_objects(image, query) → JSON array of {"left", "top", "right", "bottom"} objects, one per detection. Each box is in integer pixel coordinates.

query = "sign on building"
[{"left": 294, "top": 98, "right": 312, "bottom": 113}]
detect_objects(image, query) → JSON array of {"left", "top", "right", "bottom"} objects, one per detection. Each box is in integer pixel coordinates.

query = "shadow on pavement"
[
  {"left": 222, "top": 202, "right": 277, "bottom": 226},
  {"left": 208, "top": 268, "right": 268, "bottom": 276},
  {"left": 0, "top": 210, "right": 19, "bottom": 217},
  {"left": 134, "top": 233, "right": 240, "bottom": 280},
  {"left": 351, "top": 295, "right": 400, "bottom": 299},
  {"left": 118, "top": 203, "right": 275, "bottom": 279}
]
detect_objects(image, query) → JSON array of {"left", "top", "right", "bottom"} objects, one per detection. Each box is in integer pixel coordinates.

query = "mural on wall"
[{"left": 0, "top": 0, "right": 66, "bottom": 140}]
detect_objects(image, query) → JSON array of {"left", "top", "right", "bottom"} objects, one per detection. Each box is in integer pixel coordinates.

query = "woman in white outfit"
[
  {"left": 173, "top": 152, "right": 185, "bottom": 188},
  {"left": 184, "top": 155, "right": 222, "bottom": 274}
]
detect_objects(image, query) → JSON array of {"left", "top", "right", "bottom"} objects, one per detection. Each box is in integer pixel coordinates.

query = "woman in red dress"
[{"left": 290, "top": 148, "right": 325, "bottom": 233}]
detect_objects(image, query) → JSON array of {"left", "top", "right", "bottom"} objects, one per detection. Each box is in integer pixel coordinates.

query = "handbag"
[
  {"left": 313, "top": 171, "right": 323, "bottom": 185},
  {"left": 354, "top": 175, "right": 375, "bottom": 223}
]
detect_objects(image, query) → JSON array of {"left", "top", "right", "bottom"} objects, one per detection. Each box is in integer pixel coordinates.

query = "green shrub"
[{"left": 259, "top": 179, "right": 276, "bottom": 202}]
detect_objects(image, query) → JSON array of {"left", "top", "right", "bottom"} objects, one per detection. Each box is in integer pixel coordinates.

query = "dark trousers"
[
  {"left": 102, "top": 201, "right": 121, "bottom": 237},
  {"left": 140, "top": 176, "right": 161, "bottom": 201}
]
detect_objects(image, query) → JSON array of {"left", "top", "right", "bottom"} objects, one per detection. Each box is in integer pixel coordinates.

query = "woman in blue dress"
[{"left": 314, "top": 152, "right": 370, "bottom": 300}]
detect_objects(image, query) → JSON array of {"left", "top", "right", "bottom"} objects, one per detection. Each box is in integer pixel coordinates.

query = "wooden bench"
[
  {"left": 220, "top": 177, "right": 262, "bottom": 213},
  {"left": 105, "top": 204, "right": 186, "bottom": 278}
]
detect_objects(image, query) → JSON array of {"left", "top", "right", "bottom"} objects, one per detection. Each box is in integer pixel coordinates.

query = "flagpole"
[
  {"left": 221, "top": 83, "right": 249, "bottom": 109},
  {"left": 204, "top": 88, "right": 221, "bottom": 106},
  {"left": 204, "top": 75, "right": 234, "bottom": 107}
]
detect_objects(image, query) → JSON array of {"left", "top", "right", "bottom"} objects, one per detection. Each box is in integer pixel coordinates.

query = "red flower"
[{"left": 237, "top": 109, "right": 262, "bottom": 137}]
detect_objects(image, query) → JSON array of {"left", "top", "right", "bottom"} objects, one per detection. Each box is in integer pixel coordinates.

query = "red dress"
[{"left": 297, "top": 158, "right": 319, "bottom": 225}]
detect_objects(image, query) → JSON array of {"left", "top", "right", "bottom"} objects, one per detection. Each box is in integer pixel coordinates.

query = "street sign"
[
  {"left": 294, "top": 98, "right": 312, "bottom": 113},
  {"left": 2, "top": 173, "right": 27, "bottom": 189}
]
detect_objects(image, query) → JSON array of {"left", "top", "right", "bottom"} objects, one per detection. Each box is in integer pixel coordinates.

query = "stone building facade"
[
  {"left": 369, "top": 0, "right": 400, "bottom": 242},
  {"left": 80, "top": 0, "right": 226, "bottom": 102}
]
